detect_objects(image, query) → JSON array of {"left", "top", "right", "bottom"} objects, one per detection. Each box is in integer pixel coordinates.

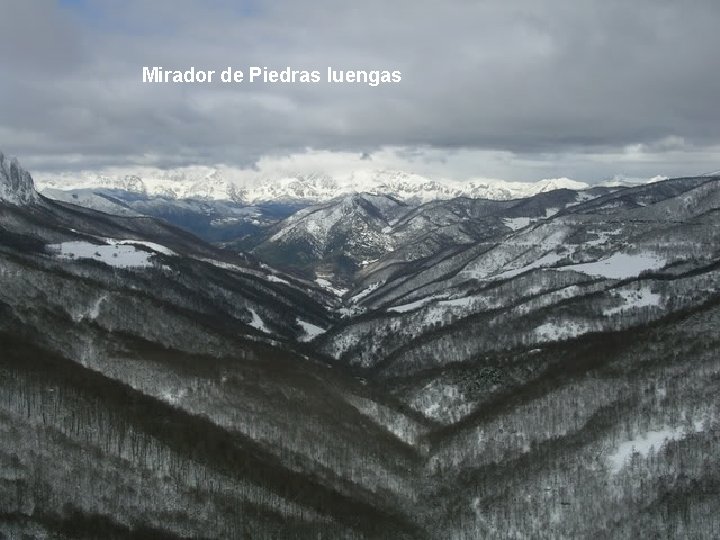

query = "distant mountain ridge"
[{"left": 36, "top": 167, "right": 591, "bottom": 203}]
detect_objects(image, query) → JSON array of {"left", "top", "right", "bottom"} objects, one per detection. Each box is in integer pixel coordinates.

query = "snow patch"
[
  {"left": 387, "top": 295, "right": 446, "bottom": 313},
  {"left": 544, "top": 207, "right": 560, "bottom": 218},
  {"left": 533, "top": 320, "right": 592, "bottom": 342},
  {"left": 560, "top": 252, "right": 666, "bottom": 279},
  {"left": 297, "top": 319, "right": 326, "bottom": 342},
  {"left": 608, "top": 423, "right": 704, "bottom": 473},
  {"left": 502, "top": 217, "right": 532, "bottom": 231},
  {"left": 86, "top": 295, "right": 106, "bottom": 320},
  {"left": 113, "top": 239, "right": 175, "bottom": 255},
  {"left": 267, "top": 275, "right": 291, "bottom": 285},
  {"left": 350, "top": 282, "right": 381, "bottom": 304},
  {"left": 437, "top": 296, "right": 476, "bottom": 308},
  {"left": 603, "top": 287, "right": 662, "bottom": 316},
  {"left": 248, "top": 308, "right": 270, "bottom": 333},
  {"left": 492, "top": 252, "right": 565, "bottom": 280},
  {"left": 71, "top": 294, "right": 108, "bottom": 322},
  {"left": 50, "top": 241, "right": 155, "bottom": 268},
  {"left": 584, "top": 228, "right": 622, "bottom": 247},
  {"left": 315, "top": 277, "right": 349, "bottom": 297}
]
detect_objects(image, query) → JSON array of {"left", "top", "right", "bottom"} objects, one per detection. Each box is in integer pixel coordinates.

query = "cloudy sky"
[{"left": 2, "top": 0, "right": 720, "bottom": 183}]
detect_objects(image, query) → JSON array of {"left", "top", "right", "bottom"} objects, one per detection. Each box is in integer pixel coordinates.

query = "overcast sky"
[{"left": 2, "top": 0, "right": 720, "bottom": 182}]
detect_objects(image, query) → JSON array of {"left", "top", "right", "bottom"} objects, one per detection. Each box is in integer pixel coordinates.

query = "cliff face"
[{"left": 0, "top": 151, "right": 39, "bottom": 205}]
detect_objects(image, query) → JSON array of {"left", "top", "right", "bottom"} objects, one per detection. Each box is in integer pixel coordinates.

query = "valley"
[{"left": 2, "top": 150, "right": 720, "bottom": 538}]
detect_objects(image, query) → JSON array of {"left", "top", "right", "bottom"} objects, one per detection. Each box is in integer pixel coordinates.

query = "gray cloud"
[{"left": 2, "top": 0, "right": 720, "bottom": 180}]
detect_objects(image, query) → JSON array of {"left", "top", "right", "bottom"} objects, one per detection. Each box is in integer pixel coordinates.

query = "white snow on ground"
[
  {"left": 50, "top": 241, "right": 155, "bottom": 268},
  {"left": 315, "top": 277, "right": 349, "bottom": 297},
  {"left": 424, "top": 295, "right": 483, "bottom": 320},
  {"left": 421, "top": 294, "right": 506, "bottom": 326},
  {"left": 583, "top": 228, "right": 622, "bottom": 247},
  {"left": 350, "top": 282, "right": 381, "bottom": 304},
  {"left": 608, "top": 422, "right": 705, "bottom": 473},
  {"left": 570, "top": 191, "right": 598, "bottom": 205},
  {"left": 492, "top": 252, "right": 565, "bottom": 280},
  {"left": 200, "top": 258, "right": 300, "bottom": 288},
  {"left": 559, "top": 252, "right": 666, "bottom": 279},
  {"left": 248, "top": 308, "right": 270, "bottom": 333},
  {"left": 199, "top": 258, "right": 243, "bottom": 271},
  {"left": 71, "top": 294, "right": 108, "bottom": 322},
  {"left": 87, "top": 296, "right": 105, "bottom": 319},
  {"left": 388, "top": 295, "right": 447, "bottom": 313},
  {"left": 603, "top": 287, "right": 662, "bottom": 316},
  {"left": 502, "top": 217, "right": 532, "bottom": 231},
  {"left": 297, "top": 319, "right": 327, "bottom": 342},
  {"left": 266, "top": 275, "right": 291, "bottom": 285},
  {"left": 533, "top": 320, "right": 592, "bottom": 342},
  {"left": 269, "top": 198, "right": 376, "bottom": 251},
  {"left": 43, "top": 189, "right": 141, "bottom": 216},
  {"left": 437, "top": 296, "right": 476, "bottom": 308},
  {"left": 461, "top": 227, "right": 568, "bottom": 281},
  {"left": 544, "top": 207, "right": 560, "bottom": 218},
  {"left": 112, "top": 239, "right": 175, "bottom": 255}
]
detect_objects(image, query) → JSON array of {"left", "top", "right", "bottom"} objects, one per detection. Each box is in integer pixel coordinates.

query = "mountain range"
[
  {"left": 37, "top": 167, "right": 593, "bottom": 203},
  {"left": 2, "top": 151, "right": 720, "bottom": 538}
]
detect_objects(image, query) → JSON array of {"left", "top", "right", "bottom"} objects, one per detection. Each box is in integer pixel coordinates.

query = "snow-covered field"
[
  {"left": 560, "top": 252, "right": 666, "bottom": 279},
  {"left": 48, "top": 239, "right": 170, "bottom": 268}
]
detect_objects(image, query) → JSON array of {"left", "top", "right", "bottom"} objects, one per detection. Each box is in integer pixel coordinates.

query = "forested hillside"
[{"left": 2, "top": 152, "right": 719, "bottom": 538}]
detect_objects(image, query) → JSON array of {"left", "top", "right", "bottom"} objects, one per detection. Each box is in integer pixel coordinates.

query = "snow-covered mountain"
[
  {"left": 320, "top": 175, "right": 720, "bottom": 373},
  {"left": 251, "top": 188, "right": 610, "bottom": 286},
  {"left": 252, "top": 194, "right": 406, "bottom": 281},
  {"left": 36, "top": 166, "right": 590, "bottom": 203}
]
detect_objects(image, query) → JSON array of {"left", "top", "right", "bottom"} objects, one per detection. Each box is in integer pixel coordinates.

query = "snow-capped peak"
[
  {"left": 597, "top": 174, "right": 668, "bottom": 188},
  {"left": 0, "top": 152, "right": 39, "bottom": 205}
]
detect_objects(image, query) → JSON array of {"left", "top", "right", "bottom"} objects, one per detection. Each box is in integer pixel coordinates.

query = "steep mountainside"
[
  {"left": 250, "top": 194, "right": 408, "bottom": 283},
  {"left": 1, "top": 152, "right": 39, "bottom": 205}
]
